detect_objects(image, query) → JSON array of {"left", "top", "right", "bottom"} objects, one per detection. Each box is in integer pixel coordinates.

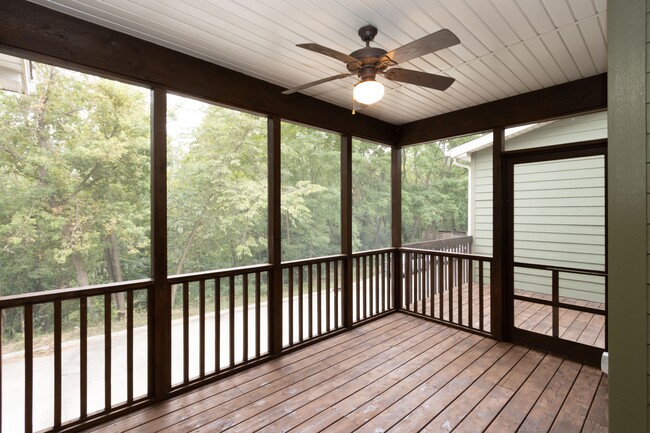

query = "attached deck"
[{"left": 91, "top": 313, "right": 608, "bottom": 433}]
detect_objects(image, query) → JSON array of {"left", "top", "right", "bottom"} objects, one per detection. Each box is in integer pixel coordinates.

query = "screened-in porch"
[{"left": 0, "top": 1, "right": 613, "bottom": 432}]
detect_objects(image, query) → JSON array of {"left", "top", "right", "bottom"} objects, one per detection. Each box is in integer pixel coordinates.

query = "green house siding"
[
  {"left": 608, "top": 0, "right": 648, "bottom": 430},
  {"left": 470, "top": 112, "right": 606, "bottom": 302}
]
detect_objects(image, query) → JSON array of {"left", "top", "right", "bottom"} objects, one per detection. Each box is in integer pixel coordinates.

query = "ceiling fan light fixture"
[{"left": 353, "top": 79, "right": 384, "bottom": 105}]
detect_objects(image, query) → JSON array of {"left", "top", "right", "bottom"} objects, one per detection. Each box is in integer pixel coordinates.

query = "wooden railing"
[
  {"left": 0, "top": 280, "right": 154, "bottom": 433},
  {"left": 167, "top": 264, "right": 273, "bottom": 387},
  {"left": 0, "top": 246, "right": 491, "bottom": 432},
  {"left": 281, "top": 255, "right": 345, "bottom": 348},
  {"left": 403, "top": 235, "right": 473, "bottom": 254},
  {"left": 399, "top": 247, "right": 492, "bottom": 335},
  {"left": 351, "top": 249, "right": 395, "bottom": 323}
]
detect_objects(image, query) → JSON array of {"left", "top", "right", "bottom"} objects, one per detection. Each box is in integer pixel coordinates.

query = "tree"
[
  {"left": 0, "top": 62, "right": 151, "bottom": 334},
  {"left": 401, "top": 135, "right": 476, "bottom": 244}
]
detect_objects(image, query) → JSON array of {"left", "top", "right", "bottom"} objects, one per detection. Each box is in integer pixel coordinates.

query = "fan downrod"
[{"left": 358, "top": 25, "right": 378, "bottom": 45}]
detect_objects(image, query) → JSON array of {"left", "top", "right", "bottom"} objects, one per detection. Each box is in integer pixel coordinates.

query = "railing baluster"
[
  {"left": 25, "top": 304, "right": 33, "bottom": 433},
  {"left": 326, "top": 261, "right": 331, "bottom": 332},
  {"left": 243, "top": 273, "right": 249, "bottom": 362},
  {"left": 229, "top": 276, "right": 235, "bottom": 368},
  {"left": 375, "top": 253, "right": 380, "bottom": 315},
  {"left": 104, "top": 293, "right": 112, "bottom": 409},
  {"left": 215, "top": 278, "right": 221, "bottom": 372},
  {"left": 384, "top": 253, "right": 395, "bottom": 310},
  {"left": 54, "top": 300, "right": 62, "bottom": 428},
  {"left": 255, "top": 273, "right": 261, "bottom": 357},
  {"left": 334, "top": 261, "right": 339, "bottom": 328},
  {"left": 552, "top": 270, "right": 559, "bottom": 338},
  {"left": 468, "top": 259, "right": 474, "bottom": 330},
  {"left": 359, "top": 256, "right": 368, "bottom": 320},
  {"left": 127, "top": 290, "right": 134, "bottom": 402},
  {"left": 182, "top": 282, "right": 189, "bottom": 383},
  {"left": 80, "top": 297, "right": 87, "bottom": 418},
  {"left": 448, "top": 258, "right": 454, "bottom": 323},
  {"left": 430, "top": 256, "right": 435, "bottom": 318},
  {"left": 368, "top": 255, "right": 373, "bottom": 317},
  {"left": 405, "top": 253, "right": 412, "bottom": 311},
  {"left": 438, "top": 256, "right": 444, "bottom": 320},
  {"left": 458, "top": 258, "right": 463, "bottom": 326},
  {"left": 355, "top": 257, "right": 360, "bottom": 322},
  {"left": 317, "top": 263, "right": 322, "bottom": 336},
  {"left": 288, "top": 268, "right": 294, "bottom": 346},
  {"left": 298, "top": 266, "right": 304, "bottom": 343},
  {"left": 308, "top": 264, "right": 314, "bottom": 338},
  {"left": 199, "top": 280, "right": 206, "bottom": 378},
  {"left": 479, "top": 261, "right": 484, "bottom": 332}
]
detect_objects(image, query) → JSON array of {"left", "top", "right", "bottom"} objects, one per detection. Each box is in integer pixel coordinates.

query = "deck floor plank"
[
  {"left": 259, "top": 327, "right": 467, "bottom": 433},
  {"left": 220, "top": 325, "right": 460, "bottom": 432},
  {"left": 89, "top": 313, "right": 607, "bottom": 433},
  {"left": 91, "top": 313, "right": 410, "bottom": 433},
  {"left": 549, "top": 365, "right": 603, "bottom": 433},
  {"left": 155, "top": 318, "right": 430, "bottom": 432}
]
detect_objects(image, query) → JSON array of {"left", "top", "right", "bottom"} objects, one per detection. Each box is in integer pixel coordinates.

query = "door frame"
[{"left": 503, "top": 139, "right": 607, "bottom": 364}]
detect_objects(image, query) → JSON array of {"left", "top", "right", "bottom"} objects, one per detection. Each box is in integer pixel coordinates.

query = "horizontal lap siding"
[{"left": 471, "top": 113, "right": 606, "bottom": 302}]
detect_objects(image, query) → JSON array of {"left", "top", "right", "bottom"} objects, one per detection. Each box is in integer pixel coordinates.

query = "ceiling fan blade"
[
  {"left": 282, "top": 73, "right": 354, "bottom": 95},
  {"left": 383, "top": 29, "right": 460, "bottom": 65},
  {"left": 296, "top": 43, "right": 362, "bottom": 67},
  {"left": 383, "top": 68, "right": 455, "bottom": 91}
]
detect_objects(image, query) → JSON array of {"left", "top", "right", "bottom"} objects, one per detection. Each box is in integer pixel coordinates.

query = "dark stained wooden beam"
[
  {"left": 150, "top": 87, "right": 171, "bottom": 397},
  {"left": 391, "top": 148, "right": 402, "bottom": 310},
  {"left": 341, "top": 134, "right": 353, "bottom": 328},
  {"left": 268, "top": 116, "right": 283, "bottom": 354},
  {"left": 491, "top": 127, "right": 505, "bottom": 341},
  {"left": 0, "top": 0, "right": 398, "bottom": 146},
  {"left": 398, "top": 73, "right": 607, "bottom": 146}
]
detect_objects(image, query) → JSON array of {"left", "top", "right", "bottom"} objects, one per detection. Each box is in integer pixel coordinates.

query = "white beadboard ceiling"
[{"left": 27, "top": 0, "right": 607, "bottom": 125}]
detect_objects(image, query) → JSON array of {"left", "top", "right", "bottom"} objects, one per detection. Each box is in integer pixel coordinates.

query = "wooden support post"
[
  {"left": 391, "top": 147, "right": 402, "bottom": 310},
  {"left": 268, "top": 116, "right": 283, "bottom": 354},
  {"left": 341, "top": 134, "right": 354, "bottom": 329},
  {"left": 151, "top": 87, "right": 171, "bottom": 398},
  {"left": 491, "top": 126, "right": 505, "bottom": 340}
]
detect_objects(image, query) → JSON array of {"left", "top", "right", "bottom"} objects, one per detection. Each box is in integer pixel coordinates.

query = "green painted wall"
[{"left": 608, "top": 0, "right": 648, "bottom": 431}]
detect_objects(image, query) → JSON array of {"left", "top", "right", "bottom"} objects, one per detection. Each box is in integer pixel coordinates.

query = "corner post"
[
  {"left": 151, "top": 87, "right": 171, "bottom": 398},
  {"left": 491, "top": 126, "right": 505, "bottom": 340},
  {"left": 268, "top": 116, "right": 283, "bottom": 354},
  {"left": 391, "top": 146, "right": 402, "bottom": 310},
  {"left": 341, "top": 134, "right": 354, "bottom": 328}
]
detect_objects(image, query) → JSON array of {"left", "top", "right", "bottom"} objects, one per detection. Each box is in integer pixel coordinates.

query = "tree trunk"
[
  {"left": 73, "top": 253, "right": 90, "bottom": 287},
  {"left": 104, "top": 232, "right": 126, "bottom": 318}
]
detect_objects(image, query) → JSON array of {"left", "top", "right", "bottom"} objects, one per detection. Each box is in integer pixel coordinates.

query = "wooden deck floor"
[{"left": 91, "top": 313, "right": 608, "bottom": 433}]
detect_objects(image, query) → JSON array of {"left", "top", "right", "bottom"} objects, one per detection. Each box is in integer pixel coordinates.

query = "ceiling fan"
[{"left": 282, "top": 25, "right": 460, "bottom": 109}]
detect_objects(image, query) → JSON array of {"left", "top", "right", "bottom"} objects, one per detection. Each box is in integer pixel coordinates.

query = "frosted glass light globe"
[{"left": 353, "top": 80, "right": 385, "bottom": 105}]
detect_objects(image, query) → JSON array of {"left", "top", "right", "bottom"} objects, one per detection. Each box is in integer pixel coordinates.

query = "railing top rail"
[
  {"left": 281, "top": 254, "right": 346, "bottom": 268},
  {"left": 350, "top": 247, "right": 397, "bottom": 258},
  {"left": 399, "top": 246, "right": 492, "bottom": 261},
  {"left": 167, "top": 263, "right": 274, "bottom": 284},
  {"left": 513, "top": 261, "right": 607, "bottom": 277},
  {"left": 403, "top": 235, "right": 473, "bottom": 250},
  {"left": 0, "top": 278, "right": 154, "bottom": 309}
]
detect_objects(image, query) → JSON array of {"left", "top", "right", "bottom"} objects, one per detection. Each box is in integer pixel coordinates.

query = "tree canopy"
[{"left": 0, "top": 60, "right": 471, "bottom": 338}]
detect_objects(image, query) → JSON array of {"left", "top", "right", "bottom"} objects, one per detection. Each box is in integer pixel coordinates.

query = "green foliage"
[
  {"left": 167, "top": 98, "right": 268, "bottom": 273},
  {"left": 352, "top": 139, "right": 391, "bottom": 251},
  {"left": 0, "top": 63, "right": 151, "bottom": 338},
  {"left": 401, "top": 135, "right": 474, "bottom": 244},
  {"left": 0, "top": 62, "right": 473, "bottom": 342},
  {"left": 281, "top": 122, "right": 341, "bottom": 261}
]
